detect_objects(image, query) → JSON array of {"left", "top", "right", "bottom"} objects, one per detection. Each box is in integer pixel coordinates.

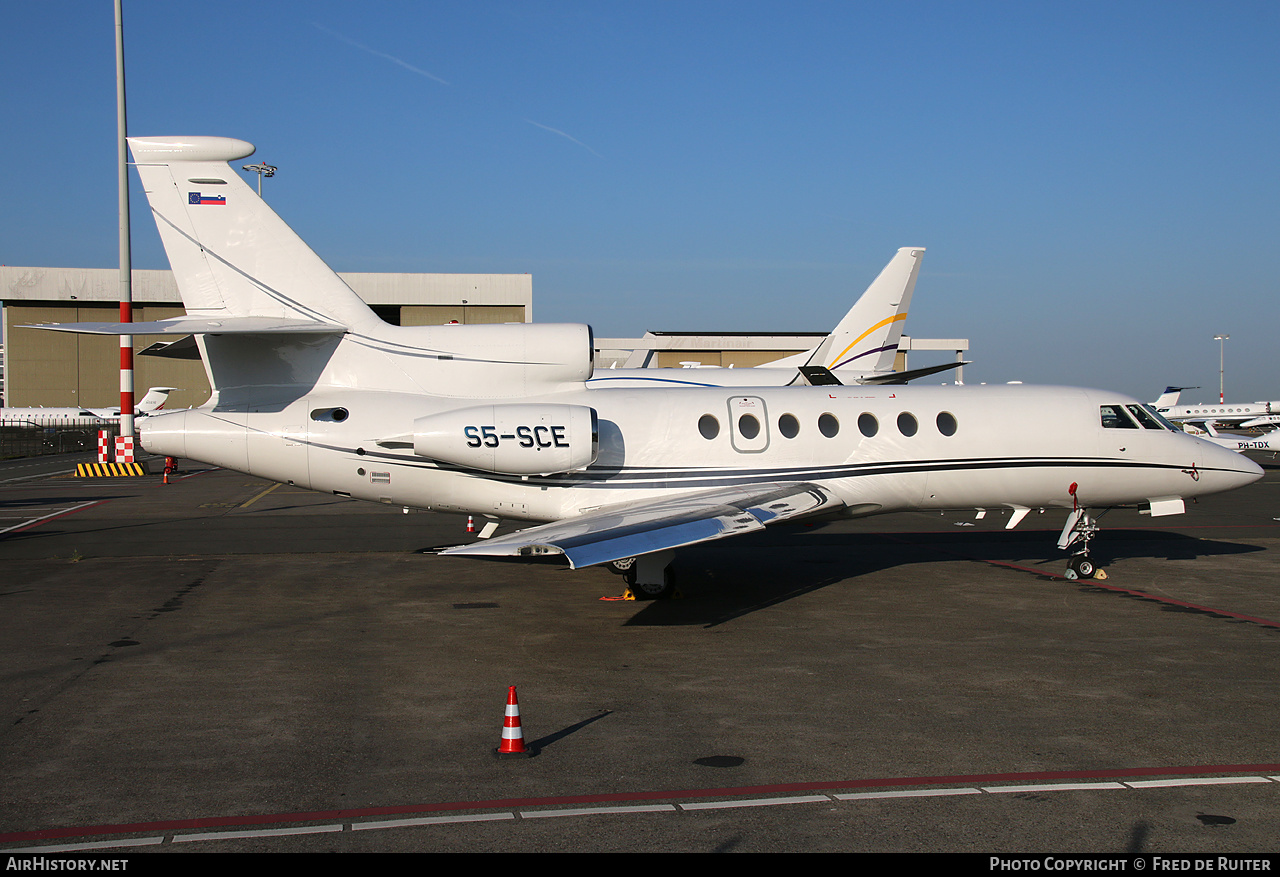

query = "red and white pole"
[
  {"left": 119, "top": 303, "right": 134, "bottom": 438},
  {"left": 115, "top": 0, "right": 135, "bottom": 453}
]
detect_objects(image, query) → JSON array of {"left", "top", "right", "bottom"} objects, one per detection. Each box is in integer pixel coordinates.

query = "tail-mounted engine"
[{"left": 413, "top": 404, "right": 599, "bottom": 476}]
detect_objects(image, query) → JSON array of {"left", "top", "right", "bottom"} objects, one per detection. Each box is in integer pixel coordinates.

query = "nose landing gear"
[{"left": 1058, "top": 508, "right": 1108, "bottom": 581}]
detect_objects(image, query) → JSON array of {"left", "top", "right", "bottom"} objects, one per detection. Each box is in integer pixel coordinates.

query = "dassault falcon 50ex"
[{"left": 32, "top": 136, "right": 1263, "bottom": 596}]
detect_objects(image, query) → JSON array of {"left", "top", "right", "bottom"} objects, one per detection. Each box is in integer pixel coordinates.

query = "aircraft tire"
[
  {"left": 1070, "top": 557, "right": 1097, "bottom": 579},
  {"left": 609, "top": 557, "right": 637, "bottom": 576},
  {"left": 625, "top": 566, "right": 676, "bottom": 600}
]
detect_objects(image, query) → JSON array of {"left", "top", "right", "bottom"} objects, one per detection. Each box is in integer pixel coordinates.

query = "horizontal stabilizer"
[
  {"left": 140, "top": 336, "right": 201, "bottom": 359},
  {"left": 440, "top": 481, "right": 844, "bottom": 569},
  {"left": 855, "top": 361, "right": 969, "bottom": 385},
  {"left": 25, "top": 316, "right": 347, "bottom": 336}
]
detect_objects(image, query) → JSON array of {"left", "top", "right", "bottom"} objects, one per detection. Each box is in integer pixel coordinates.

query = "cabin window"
[
  {"left": 738, "top": 413, "right": 761, "bottom": 440},
  {"left": 936, "top": 411, "right": 958, "bottom": 436},
  {"left": 858, "top": 413, "right": 878, "bottom": 437},
  {"left": 818, "top": 413, "right": 840, "bottom": 438},
  {"left": 1100, "top": 405, "right": 1138, "bottom": 429},
  {"left": 897, "top": 412, "right": 918, "bottom": 437},
  {"left": 699, "top": 414, "right": 720, "bottom": 440},
  {"left": 778, "top": 413, "right": 800, "bottom": 438}
]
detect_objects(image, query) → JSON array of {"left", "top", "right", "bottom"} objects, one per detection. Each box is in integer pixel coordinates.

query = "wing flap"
[{"left": 440, "top": 481, "right": 843, "bottom": 569}]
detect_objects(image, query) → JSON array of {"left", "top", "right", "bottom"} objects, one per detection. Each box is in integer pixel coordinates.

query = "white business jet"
[
  {"left": 587, "top": 247, "right": 962, "bottom": 389},
  {"left": 1153, "top": 387, "right": 1280, "bottom": 427},
  {"left": 0, "top": 387, "right": 178, "bottom": 428},
  {"left": 32, "top": 137, "right": 1262, "bottom": 596},
  {"left": 1179, "top": 419, "right": 1280, "bottom": 454}
]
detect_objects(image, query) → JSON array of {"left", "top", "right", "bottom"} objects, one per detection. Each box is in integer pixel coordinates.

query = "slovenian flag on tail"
[{"left": 188, "top": 192, "right": 226, "bottom": 206}]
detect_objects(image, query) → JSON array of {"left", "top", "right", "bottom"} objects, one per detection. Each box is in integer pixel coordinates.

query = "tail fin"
[
  {"left": 137, "top": 387, "right": 178, "bottom": 413},
  {"left": 1154, "top": 386, "right": 1196, "bottom": 409},
  {"left": 805, "top": 247, "right": 924, "bottom": 374},
  {"left": 127, "top": 137, "right": 380, "bottom": 333}
]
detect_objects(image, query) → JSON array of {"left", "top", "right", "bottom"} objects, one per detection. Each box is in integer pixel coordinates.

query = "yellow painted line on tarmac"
[{"left": 239, "top": 482, "right": 282, "bottom": 508}]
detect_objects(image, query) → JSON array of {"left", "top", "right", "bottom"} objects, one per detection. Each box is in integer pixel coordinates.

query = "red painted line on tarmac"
[
  {"left": 883, "top": 533, "right": 1280, "bottom": 629},
  {"left": 1066, "top": 578, "right": 1280, "bottom": 628},
  {"left": 976, "top": 556, "right": 1280, "bottom": 629},
  {"left": 1, "top": 500, "right": 108, "bottom": 537},
  {"left": 4, "top": 764, "right": 1280, "bottom": 844}
]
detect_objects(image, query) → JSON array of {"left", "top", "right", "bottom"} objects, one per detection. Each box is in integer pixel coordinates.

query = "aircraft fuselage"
[{"left": 140, "top": 382, "right": 1257, "bottom": 525}]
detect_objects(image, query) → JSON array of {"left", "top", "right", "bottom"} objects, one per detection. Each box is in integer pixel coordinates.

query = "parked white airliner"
[
  {"left": 587, "top": 247, "right": 962, "bottom": 389},
  {"left": 33, "top": 137, "right": 1262, "bottom": 596},
  {"left": 0, "top": 388, "right": 177, "bottom": 428}
]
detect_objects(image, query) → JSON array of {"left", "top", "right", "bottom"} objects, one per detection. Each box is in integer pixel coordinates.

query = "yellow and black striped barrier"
[{"left": 76, "top": 462, "right": 147, "bottom": 477}]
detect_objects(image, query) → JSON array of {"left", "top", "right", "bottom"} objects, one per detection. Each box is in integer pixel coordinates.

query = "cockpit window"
[
  {"left": 1100, "top": 405, "right": 1138, "bottom": 429},
  {"left": 1126, "top": 404, "right": 1166, "bottom": 430},
  {"left": 1140, "top": 404, "right": 1180, "bottom": 431}
]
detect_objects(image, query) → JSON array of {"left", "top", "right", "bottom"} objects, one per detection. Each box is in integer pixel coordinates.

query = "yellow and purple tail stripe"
[{"left": 826, "top": 313, "right": 908, "bottom": 369}]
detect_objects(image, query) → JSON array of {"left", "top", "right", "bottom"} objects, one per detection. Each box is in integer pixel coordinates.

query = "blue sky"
[{"left": 3, "top": 1, "right": 1277, "bottom": 402}]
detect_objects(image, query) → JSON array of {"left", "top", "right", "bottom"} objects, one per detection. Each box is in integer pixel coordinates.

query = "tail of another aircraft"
[
  {"left": 809, "top": 246, "right": 923, "bottom": 374},
  {"left": 1154, "top": 386, "right": 1195, "bottom": 409},
  {"left": 137, "top": 387, "right": 178, "bottom": 413},
  {"left": 767, "top": 247, "right": 924, "bottom": 376}
]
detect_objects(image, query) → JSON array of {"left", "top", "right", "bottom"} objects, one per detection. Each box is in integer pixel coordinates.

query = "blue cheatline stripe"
[{"left": 300, "top": 439, "right": 1231, "bottom": 492}]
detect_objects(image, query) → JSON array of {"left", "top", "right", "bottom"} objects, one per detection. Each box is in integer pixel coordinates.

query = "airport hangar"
[{"left": 0, "top": 265, "right": 968, "bottom": 408}]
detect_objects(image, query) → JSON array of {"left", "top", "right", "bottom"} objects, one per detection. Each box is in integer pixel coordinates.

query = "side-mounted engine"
[{"left": 413, "top": 404, "right": 598, "bottom": 475}]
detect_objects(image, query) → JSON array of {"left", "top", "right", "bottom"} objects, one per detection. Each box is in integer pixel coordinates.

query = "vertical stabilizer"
[
  {"left": 1154, "top": 386, "right": 1195, "bottom": 409},
  {"left": 136, "top": 387, "right": 178, "bottom": 413},
  {"left": 806, "top": 247, "right": 924, "bottom": 374},
  {"left": 127, "top": 136, "right": 380, "bottom": 333}
]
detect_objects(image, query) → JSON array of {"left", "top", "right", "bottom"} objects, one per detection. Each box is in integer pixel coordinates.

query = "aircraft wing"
[{"left": 439, "top": 481, "right": 844, "bottom": 569}]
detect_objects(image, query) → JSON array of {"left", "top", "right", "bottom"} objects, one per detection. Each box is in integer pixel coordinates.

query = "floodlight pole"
[
  {"left": 1214, "top": 334, "right": 1230, "bottom": 403},
  {"left": 243, "top": 162, "right": 276, "bottom": 197},
  {"left": 115, "top": 0, "right": 134, "bottom": 441}
]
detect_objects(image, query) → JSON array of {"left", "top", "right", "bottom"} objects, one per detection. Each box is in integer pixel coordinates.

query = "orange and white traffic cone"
[
  {"left": 467, "top": 515, "right": 475, "bottom": 533},
  {"left": 495, "top": 685, "right": 531, "bottom": 758}
]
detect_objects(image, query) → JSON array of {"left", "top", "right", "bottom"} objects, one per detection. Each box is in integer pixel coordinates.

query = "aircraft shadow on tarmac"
[{"left": 613, "top": 524, "right": 1266, "bottom": 628}]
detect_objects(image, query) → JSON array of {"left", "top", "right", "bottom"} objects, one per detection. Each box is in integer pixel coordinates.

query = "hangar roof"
[{"left": 0, "top": 266, "right": 532, "bottom": 310}]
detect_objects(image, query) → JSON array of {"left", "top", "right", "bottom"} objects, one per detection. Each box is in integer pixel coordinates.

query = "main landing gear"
[
  {"left": 1057, "top": 508, "right": 1108, "bottom": 581},
  {"left": 608, "top": 549, "right": 677, "bottom": 600}
]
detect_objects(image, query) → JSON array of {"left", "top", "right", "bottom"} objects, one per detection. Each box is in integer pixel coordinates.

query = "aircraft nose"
[{"left": 1198, "top": 442, "right": 1265, "bottom": 493}]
